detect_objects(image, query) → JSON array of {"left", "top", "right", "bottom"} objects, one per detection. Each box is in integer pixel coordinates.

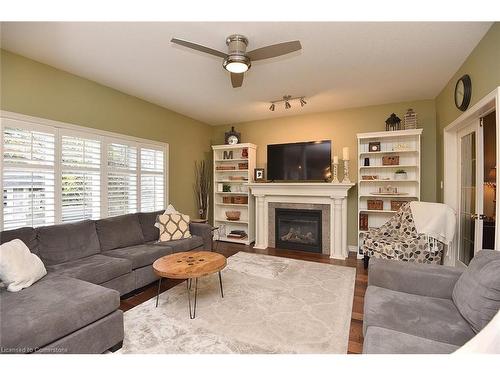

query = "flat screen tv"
[{"left": 267, "top": 140, "right": 331, "bottom": 181}]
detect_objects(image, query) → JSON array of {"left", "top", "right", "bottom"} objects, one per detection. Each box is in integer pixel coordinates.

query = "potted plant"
[{"left": 394, "top": 169, "right": 407, "bottom": 180}]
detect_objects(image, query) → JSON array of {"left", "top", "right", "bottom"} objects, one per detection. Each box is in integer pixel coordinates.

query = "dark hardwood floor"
[{"left": 120, "top": 242, "right": 367, "bottom": 354}]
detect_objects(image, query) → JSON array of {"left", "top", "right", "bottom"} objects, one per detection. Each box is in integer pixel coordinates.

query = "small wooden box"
[
  {"left": 367, "top": 199, "right": 384, "bottom": 210},
  {"left": 238, "top": 162, "right": 249, "bottom": 170},
  {"left": 391, "top": 200, "right": 409, "bottom": 211},
  {"left": 382, "top": 155, "right": 399, "bottom": 165},
  {"left": 222, "top": 196, "right": 233, "bottom": 204},
  {"left": 233, "top": 196, "right": 248, "bottom": 204}
]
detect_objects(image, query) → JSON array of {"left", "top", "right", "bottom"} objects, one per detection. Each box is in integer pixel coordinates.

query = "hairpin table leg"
[
  {"left": 218, "top": 271, "right": 224, "bottom": 298},
  {"left": 155, "top": 277, "right": 162, "bottom": 308},
  {"left": 187, "top": 278, "right": 198, "bottom": 319}
]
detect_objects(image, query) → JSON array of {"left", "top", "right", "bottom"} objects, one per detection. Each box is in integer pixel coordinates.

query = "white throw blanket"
[{"left": 409, "top": 201, "right": 456, "bottom": 245}]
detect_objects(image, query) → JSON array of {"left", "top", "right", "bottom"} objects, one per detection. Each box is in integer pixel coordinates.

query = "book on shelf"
[{"left": 227, "top": 230, "right": 247, "bottom": 239}]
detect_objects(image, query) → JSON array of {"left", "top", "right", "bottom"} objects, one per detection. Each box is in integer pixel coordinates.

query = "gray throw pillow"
[{"left": 452, "top": 250, "right": 500, "bottom": 333}]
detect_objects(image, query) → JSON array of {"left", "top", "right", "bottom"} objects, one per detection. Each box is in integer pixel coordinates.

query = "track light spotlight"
[{"left": 268, "top": 95, "right": 306, "bottom": 112}]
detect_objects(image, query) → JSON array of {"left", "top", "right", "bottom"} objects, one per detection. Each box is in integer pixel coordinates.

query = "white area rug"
[{"left": 121, "top": 252, "right": 356, "bottom": 353}]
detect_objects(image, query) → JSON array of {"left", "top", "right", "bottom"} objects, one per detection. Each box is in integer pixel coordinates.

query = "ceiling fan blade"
[
  {"left": 247, "top": 40, "right": 302, "bottom": 61},
  {"left": 231, "top": 73, "right": 244, "bottom": 88},
  {"left": 171, "top": 38, "right": 228, "bottom": 59}
]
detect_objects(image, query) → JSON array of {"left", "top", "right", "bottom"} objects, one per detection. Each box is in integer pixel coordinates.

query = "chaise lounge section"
[{"left": 0, "top": 210, "right": 212, "bottom": 354}]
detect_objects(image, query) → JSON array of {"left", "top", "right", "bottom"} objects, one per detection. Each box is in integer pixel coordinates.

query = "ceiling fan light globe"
[{"left": 225, "top": 62, "right": 248, "bottom": 73}]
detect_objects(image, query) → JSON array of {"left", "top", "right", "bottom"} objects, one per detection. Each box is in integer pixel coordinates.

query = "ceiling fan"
[{"left": 171, "top": 34, "right": 302, "bottom": 88}]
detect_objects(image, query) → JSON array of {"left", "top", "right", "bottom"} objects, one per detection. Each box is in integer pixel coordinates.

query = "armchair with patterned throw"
[{"left": 361, "top": 202, "right": 456, "bottom": 268}]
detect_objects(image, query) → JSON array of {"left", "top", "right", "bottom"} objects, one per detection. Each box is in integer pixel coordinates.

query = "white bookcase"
[
  {"left": 357, "top": 129, "right": 423, "bottom": 254},
  {"left": 212, "top": 143, "right": 257, "bottom": 245}
]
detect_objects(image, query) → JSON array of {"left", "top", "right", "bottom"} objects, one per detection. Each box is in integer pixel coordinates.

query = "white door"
[{"left": 457, "top": 120, "right": 484, "bottom": 266}]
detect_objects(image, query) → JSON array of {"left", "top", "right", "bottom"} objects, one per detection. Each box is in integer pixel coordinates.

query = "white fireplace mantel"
[{"left": 247, "top": 182, "right": 355, "bottom": 259}]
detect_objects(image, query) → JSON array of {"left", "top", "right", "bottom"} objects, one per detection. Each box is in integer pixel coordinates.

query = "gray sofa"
[
  {"left": 0, "top": 210, "right": 212, "bottom": 354},
  {"left": 363, "top": 250, "right": 500, "bottom": 353}
]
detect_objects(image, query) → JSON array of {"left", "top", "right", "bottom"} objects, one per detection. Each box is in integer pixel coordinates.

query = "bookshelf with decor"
[
  {"left": 212, "top": 143, "right": 257, "bottom": 245},
  {"left": 357, "top": 129, "right": 423, "bottom": 255}
]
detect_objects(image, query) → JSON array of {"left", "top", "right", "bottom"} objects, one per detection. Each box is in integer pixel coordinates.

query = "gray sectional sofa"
[
  {"left": 363, "top": 250, "right": 500, "bottom": 353},
  {"left": 0, "top": 210, "right": 212, "bottom": 354}
]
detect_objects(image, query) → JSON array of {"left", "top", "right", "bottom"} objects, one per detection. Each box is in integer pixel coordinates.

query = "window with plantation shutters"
[
  {"left": 2, "top": 124, "right": 56, "bottom": 230},
  {"left": 1, "top": 113, "right": 168, "bottom": 230},
  {"left": 61, "top": 134, "right": 101, "bottom": 222},
  {"left": 107, "top": 142, "right": 138, "bottom": 216},
  {"left": 140, "top": 147, "right": 165, "bottom": 212}
]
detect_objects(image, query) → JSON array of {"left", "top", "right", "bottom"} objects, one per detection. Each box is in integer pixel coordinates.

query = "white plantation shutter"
[
  {"left": 140, "top": 147, "right": 165, "bottom": 212},
  {"left": 61, "top": 134, "right": 101, "bottom": 222},
  {"left": 1, "top": 113, "right": 168, "bottom": 230},
  {"left": 2, "top": 125, "right": 56, "bottom": 230},
  {"left": 107, "top": 142, "right": 138, "bottom": 216}
]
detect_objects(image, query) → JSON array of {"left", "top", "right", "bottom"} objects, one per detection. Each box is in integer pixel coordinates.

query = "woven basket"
[
  {"left": 233, "top": 196, "right": 248, "bottom": 204},
  {"left": 367, "top": 200, "right": 383, "bottom": 210},
  {"left": 382, "top": 155, "right": 399, "bottom": 166},
  {"left": 391, "top": 200, "right": 409, "bottom": 211},
  {"left": 222, "top": 196, "right": 233, "bottom": 204}
]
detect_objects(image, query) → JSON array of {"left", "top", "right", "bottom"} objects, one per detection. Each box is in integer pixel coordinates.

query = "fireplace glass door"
[{"left": 275, "top": 208, "right": 322, "bottom": 253}]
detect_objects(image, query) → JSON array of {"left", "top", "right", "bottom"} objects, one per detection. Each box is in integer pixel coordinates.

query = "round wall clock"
[
  {"left": 454, "top": 74, "right": 472, "bottom": 112},
  {"left": 224, "top": 126, "right": 241, "bottom": 145}
]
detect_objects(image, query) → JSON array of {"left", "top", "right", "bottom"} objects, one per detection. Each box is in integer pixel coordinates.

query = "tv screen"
[{"left": 267, "top": 140, "right": 331, "bottom": 181}]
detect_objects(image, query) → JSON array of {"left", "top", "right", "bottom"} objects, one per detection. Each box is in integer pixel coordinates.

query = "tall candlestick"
[
  {"left": 342, "top": 147, "right": 350, "bottom": 161},
  {"left": 342, "top": 159, "right": 351, "bottom": 183},
  {"left": 333, "top": 155, "right": 339, "bottom": 165},
  {"left": 332, "top": 162, "right": 339, "bottom": 183}
]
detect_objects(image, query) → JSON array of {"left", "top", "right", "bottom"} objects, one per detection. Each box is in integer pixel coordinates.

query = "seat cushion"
[
  {"left": 37, "top": 220, "right": 101, "bottom": 266},
  {"left": 95, "top": 214, "right": 145, "bottom": 251},
  {"left": 138, "top": 210, "right": 164, "bottom": 242},
  {"left": 0, "top": 275, "right": 119, "bottom": 351},
  {"left": 364, "top": 285, "right": 475, "bottom": 346},
  {"left": 103, "top": 243, "right": 173, "bottom": 269},
  {"left": 363, "top": 326, "right": 459, "bottom": 354},
  {"left": 156, "top": 235, "right": 204, "bottom": 252},
  {"left": 453, "top": 250, "right": 500, "bottom": 333},
  {"left": 47, "top": 254, "right": 132, "bottom": 285},
  {"left": 1, "top": 227, "right": 38, "bottom": 254}
]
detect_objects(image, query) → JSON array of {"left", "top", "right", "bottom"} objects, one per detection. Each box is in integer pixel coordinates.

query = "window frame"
[{"left": 0, "top": 110, "right": 169, "bottom": 231}]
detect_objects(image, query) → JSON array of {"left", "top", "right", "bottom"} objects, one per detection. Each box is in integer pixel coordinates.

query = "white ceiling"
[{"left": 0, "top": 22, "right": 492, "bottom": 125}]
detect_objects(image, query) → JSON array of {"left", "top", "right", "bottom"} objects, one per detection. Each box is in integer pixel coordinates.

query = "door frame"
[{"left": 444, "top": 87, "right": 500, "bottom": 266}]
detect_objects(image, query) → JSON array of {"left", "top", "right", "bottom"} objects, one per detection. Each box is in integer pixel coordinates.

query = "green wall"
[
  {"left": 213, "top": 100, "right": 437, "bottom": 246},
  {"left": 435, "top": 22, "right": 500, "bottom": 202},
  {"left": 0, "top": 49, "right": 213, "bottom": 218}
]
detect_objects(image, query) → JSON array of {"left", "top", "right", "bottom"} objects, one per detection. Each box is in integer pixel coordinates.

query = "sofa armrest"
[
  {"left": 368, "top": 258, "right": 463, "bottom": 299},
  {"left": 189, "top": 222, "right": 213, "bottom": 250}
]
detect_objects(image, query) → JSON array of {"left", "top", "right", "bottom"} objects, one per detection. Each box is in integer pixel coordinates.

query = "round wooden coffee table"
[{"left": 152, "top": 251, "right": 227, "bottom": 319}]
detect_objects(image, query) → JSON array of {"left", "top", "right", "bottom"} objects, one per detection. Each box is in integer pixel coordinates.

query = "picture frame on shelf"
[{"left": 254, "top": 168, "right": 265, "bottom": 182}]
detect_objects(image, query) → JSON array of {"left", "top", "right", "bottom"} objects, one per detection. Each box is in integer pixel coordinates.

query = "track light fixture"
[{"left": 268, "top": 95, "right": 307, "bottom": 111}]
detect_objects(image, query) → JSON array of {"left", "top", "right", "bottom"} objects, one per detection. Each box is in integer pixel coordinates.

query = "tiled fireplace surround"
[{"left": 269, "top": 203, "right": 330, "bottom": 255}]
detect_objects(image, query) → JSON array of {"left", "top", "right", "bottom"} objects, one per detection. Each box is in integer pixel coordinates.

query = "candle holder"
[
  {"left": 342, "top": 160, "right": 351, "bottom": 183},
  {"left": 331, "top": 163, "right": 339, "bottom": 183}
]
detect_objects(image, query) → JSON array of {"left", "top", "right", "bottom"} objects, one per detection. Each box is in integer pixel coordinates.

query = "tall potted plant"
[{"left": 194, "top": 160, "right": 210, "bottom": 220}]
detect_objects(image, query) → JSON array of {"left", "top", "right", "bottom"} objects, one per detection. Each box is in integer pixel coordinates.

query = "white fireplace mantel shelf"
[{"left": 247, "top": 182, "right": 355, "bottom": 259}]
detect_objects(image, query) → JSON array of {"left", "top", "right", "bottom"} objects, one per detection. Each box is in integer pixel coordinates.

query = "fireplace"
[{"left": 275, "top": 208, "right": 322, "bottom": 253}]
